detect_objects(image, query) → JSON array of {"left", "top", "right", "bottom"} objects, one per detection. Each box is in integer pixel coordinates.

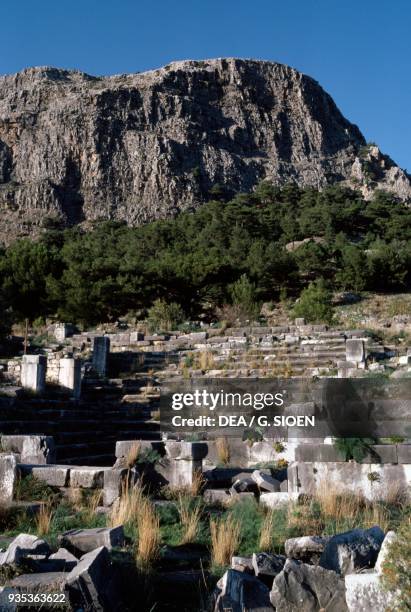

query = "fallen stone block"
[
  {"left": 1, "top": 534, "right": 51, "bottom": 566},
  {"left": 345, "top": 572, "right": 396, "bottom": 612},
  {"left": 0, "top": 454, "right": 17, "bottom": 504},
  {"left": 65, "top": 546, "right": 111, "bottom": 611},
  {"left": 10, "top": 572, "right": 66, "bottom": 591},
  {"left": 203, "top": 489, "right": 231, "bottom": 505},
  {"left": 285, "top": 535, "right": 331, "bottom": 564},
  {"left": 375, "top": 530, "right": 397, "bottom": 574},
  {"left": 251, "top": 470, "right": 281, "bottom": 492},
  {"left": 231, "top": 556, "right": 254, "bottom": 572},
  {"left": 229, "top": 492, "right": 255, "bottom": 503},
  {"left": 49, "top": 548, "right": 78, "bottom": 571},
  {"left": 70, "top": 467, "right": 111, "bottom": 489},
  {"left": 230, "top": 477, "right": 258, "bottom": 495},
  {"left": 271, "top": 559, "right": 347, "bottom": 611},
  {"left": 319, "top": 526, "right": 385, "bottom": 575},
  {"left": 252, "top": 552, "right": 286, "bottom": 584},
  {"left": 260, "top": 492, "right": 296, "bottom": 509},
  {"left": 212, "top": 569, "right": 272, "bottom": 611},
  {"left": 60, "top": 527, "right": 125, "bottom": 556}
]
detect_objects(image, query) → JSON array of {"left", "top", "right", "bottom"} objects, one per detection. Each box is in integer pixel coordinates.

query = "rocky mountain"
[{"left": 0, "top": 58, "right": 410, "bottom": 243}]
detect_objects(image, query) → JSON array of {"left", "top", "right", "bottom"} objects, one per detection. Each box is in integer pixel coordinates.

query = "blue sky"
[{"left": 1, "top": 0, "right": 410, "bottom": 170}]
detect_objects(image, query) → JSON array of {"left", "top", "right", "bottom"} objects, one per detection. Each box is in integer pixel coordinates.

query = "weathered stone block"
[
  {"left": 231, "top": 556, "right": 253, "bottom": 572},
  {"left": 295, "top": 444, "right": 344, "bottom": 462},
  {"left": 345, "top": 572, "right": 395, "bottom": 611},
  {"left": 285, "top": 535, "right": 330, "bottom": 564},
  {"left": 213, "top": 569, "right": 272, "bottom": 611},
  {"left": 2, "top": 435, "right": 56, "bottom": 465},
  {"left": 271, "top": 559, "right": 347, "bottom": 611},
  {"left": 346, "top": 339, "right": 365, "bottom": 363},
  {"left": 21, "top": 355, "right": 46, "bottom": 393},
  {"left": 252, "top": 552, "right": 286, "bottom": 581},
  {"left": 10, "top": 572, "right": 66, "bottom": 591},
  {"left": 58, "top": 357, "right": 82, "bottom": 399},
  {"left": 319, "top": 527, "right": 384, "bottom": 575},
  {"left": 1, "top": 534, "right": 51, "bottom": 565},
  {"left": 375, "top": 530, "right": 397, "bottom": 574},
  {"left": 92, "top": 336, "right": 110, "bottom": 377},
  {"left": 397, "top": 444, "right": 411, "bottom": 463},
  {"left": 65, "top": 546, "right": 111, "bottom": 611},
  {"left": 251, "top": 470, "right": 281, "bottom": 492},
  {"left": 0, "top": 454, "right": 17, "bottom": 504},
  {"left": 260, "top": 492, "right": 295, "bottom": 508},
  {"left": 70, "top": 467, "right": 110, "bottom": 489},
  {"left": 49, "top": 548, "right": 78, "bottom": 571},
  {"left": 103, "top": 468, "right": 131, "bottom": 506},
  {"left": 19, "top": 464, "right": 70, "bottom": 487},
  {"left": 203, "top": 489, "right": 231, "bottom": 505},
  {"left": 60, "top": 527, "right": 124, "bottom": 556}
]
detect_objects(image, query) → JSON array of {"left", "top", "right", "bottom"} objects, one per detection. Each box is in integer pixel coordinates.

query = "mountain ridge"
[{"left": 0, "top": 58, "right": 409, "bottom": 243}]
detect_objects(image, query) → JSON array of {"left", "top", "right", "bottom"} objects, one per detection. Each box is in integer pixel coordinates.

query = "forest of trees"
[{"left": 0, "top": 183, "right": 410, "bottom": 328}]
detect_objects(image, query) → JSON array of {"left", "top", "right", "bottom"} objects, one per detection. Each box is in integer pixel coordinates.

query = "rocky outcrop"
[{"left": 0, "top": 58, "right": 410, "bottom": 243}]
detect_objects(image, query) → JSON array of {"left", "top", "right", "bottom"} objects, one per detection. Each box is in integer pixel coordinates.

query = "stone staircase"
[
  {"left": 0, "top": 325, "right": 395, "bottom": 465},
  {"left": 0, "top": 379, "right": 161, "bottom": 466}
]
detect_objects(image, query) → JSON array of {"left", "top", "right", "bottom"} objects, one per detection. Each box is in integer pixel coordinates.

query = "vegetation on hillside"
[{"left": 0, "top": 183, "right": 410, "bottom": 328}]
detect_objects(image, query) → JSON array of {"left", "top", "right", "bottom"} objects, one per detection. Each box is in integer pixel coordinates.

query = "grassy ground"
[{"left": 1, "top": 474, "right": 409, "bottom": 610}]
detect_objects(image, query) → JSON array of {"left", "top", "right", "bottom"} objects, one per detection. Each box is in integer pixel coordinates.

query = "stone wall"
[{"left": 288, "top": 461, "right": 411, "bottom": 501}]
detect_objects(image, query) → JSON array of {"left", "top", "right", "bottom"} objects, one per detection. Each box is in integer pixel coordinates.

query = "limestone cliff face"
[{"left": 0, "top": 58, "right": 409, "bottom": 242}]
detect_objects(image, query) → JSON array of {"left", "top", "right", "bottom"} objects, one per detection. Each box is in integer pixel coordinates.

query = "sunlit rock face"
[{"left": 0, "top": 58, "right": 409, "bottom": 242}]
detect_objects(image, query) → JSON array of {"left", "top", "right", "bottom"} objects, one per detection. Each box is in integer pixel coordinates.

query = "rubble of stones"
[
  {"left": 2, "top": 319, "right": 411, "bottom": 396},
  {"left": 0, "top": 320, "right": 409, "bottom": 610},
  {"left": 0, "top": 431, "right": 408, "bottom": 610}
]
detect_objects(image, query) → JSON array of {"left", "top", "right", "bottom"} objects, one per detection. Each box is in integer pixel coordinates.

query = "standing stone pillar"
[
  {"left": 346, "top": 339, "right": 365, "bottom": 366},
  {"left": 21, "top": 355, "right": 46, "bottom": 393},
  {"left": 58, "top": 357, "right": 82, "bottom": 399},
  {"left": 92, "top": 336, "right": 110, "bottom": 377},
  {"left": 54, "top": 323, "right": 72, "bottom": 343}
]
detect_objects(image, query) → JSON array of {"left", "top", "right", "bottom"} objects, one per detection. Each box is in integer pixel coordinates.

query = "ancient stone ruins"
[{"left": 0, "top": 319, "right": 409, "bottom": 610}]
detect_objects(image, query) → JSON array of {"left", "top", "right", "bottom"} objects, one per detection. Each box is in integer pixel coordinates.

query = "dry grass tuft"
[
  {"left": 190, "top": 470, "right": 206, "bottom": 497},
  {"left": 177, "top": 494, "right": 202, "bottom": 544},
  {"left": 36, "top": 503, "right": 53, "bottom": 536},
  {"left": 210, "top": 516, "right": 241, "bottom": 566},
  {"left": 259, "top": 510, "right": 275, "bottom": 551},
  {"left": 196, "top": 351, "right": 215, "bottom": 371},
  {"left": 382, "top": 481, "right": 408, "bottom": 506},
  {"left": 216, "top": 437, "right": 230, "bottom": 465},
  {"left": 126, "top": 442, "right": 141, "bottom": 468},
  {"left": 109, "top": 480, "right": 144, "bottom": 528},
  {"left": 316, "top": 482, "right": 364, "bottom": 521},
  {"left": 135, "top": 497, "right": 161, "bottom": 569},
  {"left": 84, "top": 490, "right": 102, "bottom": 522}
]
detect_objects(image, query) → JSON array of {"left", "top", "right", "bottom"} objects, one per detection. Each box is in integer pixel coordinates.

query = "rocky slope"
[{"left": 0, "top": 58, "right": 409, "bottom": 242}]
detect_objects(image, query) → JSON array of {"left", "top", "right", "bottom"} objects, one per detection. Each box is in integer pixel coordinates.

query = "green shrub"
[
  {"left": 146, "top": 299, "right": 185, "bottom": 332},
  {"left": 381, "top": 521, "right": 411, "bottom": 611},
  {"left": 292, "top": 279, "right": 334, "bottom": 324},
  {"left": 229, "top": 274, "right": 260, "bottom": 321},
  {"left": 333, "top": 438, "right": 375, "bottom": 462}
]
